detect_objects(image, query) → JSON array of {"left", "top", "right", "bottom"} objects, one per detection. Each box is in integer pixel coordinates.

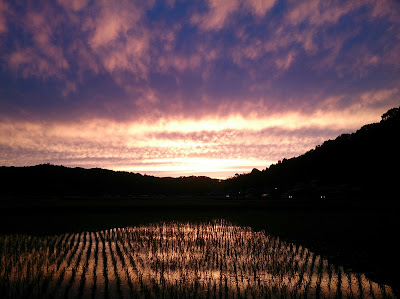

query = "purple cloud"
[{"left": 0, "top": 0, "right": 399, "bottom": 177}]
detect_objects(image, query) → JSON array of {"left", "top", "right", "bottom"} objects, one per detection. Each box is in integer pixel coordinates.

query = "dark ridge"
[
  {"left": 0, "top": 165, "right": 222, "bottom": 198},
  {"left": 224, "top": 105, "right": 400, "bottom": 201},
  {"left": 1, "top": 105, "right": 399, "bottom": 201}
]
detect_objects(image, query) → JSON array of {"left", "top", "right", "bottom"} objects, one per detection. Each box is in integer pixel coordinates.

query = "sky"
[{"left": 1, "top": 0, "right": 400, "bottom": 179}]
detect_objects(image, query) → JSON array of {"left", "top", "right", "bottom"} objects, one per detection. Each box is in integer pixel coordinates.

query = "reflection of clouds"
[{"left": 0, "top": 221, "right": 395, "bottom": 298}]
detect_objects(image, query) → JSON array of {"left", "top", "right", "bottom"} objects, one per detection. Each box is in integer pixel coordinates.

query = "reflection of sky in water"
[{"left": 0, "top": 220, "right": 395, "bottom": 298}]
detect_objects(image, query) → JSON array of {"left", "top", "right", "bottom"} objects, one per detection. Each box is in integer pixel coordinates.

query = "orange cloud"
[
  {"left": 246, "top": 0, "right": 277, "bottom": 17},
  {"left": 191, "top": 0, "right": 240, "bottom": 31},
  {"left": 86, "top": 2, "right": 143, "bottom": 49},
  {"left": 192, "top": 0, "right": 277, "bottom": 31},
  {"left": 0, "top": 105, "right": 390, "bottom": 178},
  {"left": 1, "top": 0, "right": 399, "bottom": 178},
  {"left": 57, "top": 0, "right": 89, "bottom": 11}
]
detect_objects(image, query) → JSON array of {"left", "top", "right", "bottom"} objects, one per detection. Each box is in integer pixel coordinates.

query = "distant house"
[{"left": 281, "top": 193, "right": 293, "bottom": 199}]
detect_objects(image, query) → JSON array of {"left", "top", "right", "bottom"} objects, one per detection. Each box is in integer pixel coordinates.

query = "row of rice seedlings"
[
  {"left": 87, "top": 232, "right": 98, "bottom": 299},
  {"left": 108, "top": 232, "right": 123, "bottom": 298},
  {"left": 0, "top": 226, "right": 348, "bottom": 298},
  {"left": 99, "top": 221, "right": 395, "bottom": 298},
  {"left": 0, "top": 219, "right": 396, "bottom": 298},
  {"left": 48, "top": 231, "right": 78, "bottom": 297},
  {"left": 76, "top": 231, "right": 92, "bottom": 298},
  {"left": 49, "top": 233, "right": 79, "bottom": 297},
  {"left": 99, "top": 229, "right": 110, "bottom": 298},
  {"left": 62, "top": 231, "right": 87, "bottom": 298},
  {"left": 41, "top": 232, "right": 81, "bottom": 298},
  {"left": 0, "top": 233, "right": 64, "bottom": 298}
]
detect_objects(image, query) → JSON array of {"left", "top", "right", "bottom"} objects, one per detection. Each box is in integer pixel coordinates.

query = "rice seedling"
[
  {"left": 100, "top": 230, "right": 109, "bottom": 299},
  {"left": 0, "top": 219, "right": 396, "bottom": 298},
  {"left": 90, "top": 232, "right": 99, "bottom": 299}
]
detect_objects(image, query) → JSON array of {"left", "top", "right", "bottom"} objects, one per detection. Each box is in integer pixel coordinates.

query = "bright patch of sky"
[{"left": 1, "top": 0, "right": 399, "bottom": 178}]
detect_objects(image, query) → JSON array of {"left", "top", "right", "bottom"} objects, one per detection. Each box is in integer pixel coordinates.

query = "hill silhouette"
[
  {"left": 0, "top": 165, "right": 221, "bottom": 198},
  {"left": 1, "top": 106, "right": 399, "bottom": 201},
  {"left": 226, "top": 106, "right": 400, "bottom": 201}
]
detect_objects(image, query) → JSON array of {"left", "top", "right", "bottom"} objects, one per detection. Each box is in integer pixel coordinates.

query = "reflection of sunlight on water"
[{"left": 0, "top": 220, "right": 395, "bottom": 298}]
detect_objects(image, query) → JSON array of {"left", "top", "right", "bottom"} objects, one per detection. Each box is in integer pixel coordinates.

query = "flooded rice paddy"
[{"left": 0, "top": 219, "right": 395, "bottom": 298}]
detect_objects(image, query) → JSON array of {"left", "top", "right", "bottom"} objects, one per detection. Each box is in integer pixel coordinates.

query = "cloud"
[
  {"left": 8, "top": 47, "right": 65, "bottom": 79},
  {"left": 275, "top": 51, "right": 297, "bottom": 71},
  {"left": 1, "top": 0, "right": 400, "bottom": 177},
  {"left": 191, "top": 0, "right": 240, "bottom": 31},
  {"left": 158, "top": 52, "right": 202, "bottom": 73},
  {"left": 3, "top": 1, "right": 154, "bottom": 93},
  {"left": 0, "top": 93, "right": 396, "bottom": 177},
  {"left": 57, "top": 0, "right": 89, "bottom": 12},
  {"left": 79, "top": 1, "right": 155, "bottom": 91},
  {"left": 211, "top": 1, "right": 385, "bottom": 79},
  {"left": 25, "top": 9, "right": 69, "bottom": 68},
  {"left": 99, "top": 34, "right": 150, "bottom": 77},
  {"left": 5, "top": 3, "right": 70, "bottom": 81},
  {"left": 0, "top": 120, "right": 320, "bottom": 176},
  {"left": 2, "top": 0, "right": 398, "bottom": 105},
  {"left": 86, "top": 3, "right": 140, "bottom": 49},
  {"left": 61, "top": 80, "right": 77, "bottom": 97},
  {"left": 67, "top": 39, "right": 100, "bottom": 77},
  {"left": 245, "top": 0, "right": 277, "bottom": 17},
  {"left": 359, "top": 88, "right": 400, "bottom": 107},
  {"left": 191, "top": 0, "right": 278, "bottom": 32},
  {"left": 286, "top": 0, "right": 348, "bottom": 27},
  {"left": 0, "top": 0, "right": 9, "bottom": 34},
  {"left": 0, "top": 107, "right": 386, "bottom": 151}
]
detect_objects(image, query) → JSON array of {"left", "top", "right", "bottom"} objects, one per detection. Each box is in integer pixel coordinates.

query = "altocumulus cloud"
[{"left": 0, "top": 0, "right": 399, "bottom": 178}]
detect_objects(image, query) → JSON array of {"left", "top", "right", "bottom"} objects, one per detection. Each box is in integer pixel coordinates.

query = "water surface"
[{"left": 0, "top": 220, "right": 395, "bottom": 298}]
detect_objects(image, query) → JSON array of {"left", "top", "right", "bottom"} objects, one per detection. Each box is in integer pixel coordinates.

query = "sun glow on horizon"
[
  {"left": 0, "top": 106, "right": 390, "bottom": 178},
  {"left": 1, "top": 0, "right": 400, "bottom": 179},
  {"left": 112, "top": 157, "right": 272, "bottom": 179}
]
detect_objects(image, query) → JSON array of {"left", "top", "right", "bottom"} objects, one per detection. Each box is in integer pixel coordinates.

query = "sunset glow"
[{"left": 1, "top": 0, "right": 399, "bottom": 178}]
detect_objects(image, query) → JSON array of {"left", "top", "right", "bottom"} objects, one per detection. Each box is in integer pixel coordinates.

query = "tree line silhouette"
[
  {"left": 1, "top": 106, "right": 399, "bottom": 201},
  {"left": 225, "top": 106, "right": 400, "bottom": 200}
]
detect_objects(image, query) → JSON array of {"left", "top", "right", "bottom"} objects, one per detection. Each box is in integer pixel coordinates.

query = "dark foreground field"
[{"left": 1, "top": 197, "right": 399, "bottom": 297}]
